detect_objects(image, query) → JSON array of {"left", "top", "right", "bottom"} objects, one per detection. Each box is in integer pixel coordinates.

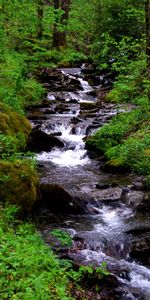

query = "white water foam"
[
  {"left": 94, "top": 205, "right": 134, "bottom": 235},
  {"left": 37, "top": 124, "right": 90, "bottom": 166},
  {"left": 37, "top": 147, "right": 89, "bottom": 166},
  {"left": 78, "top": 78, "right": 93, "bottom": 92}
]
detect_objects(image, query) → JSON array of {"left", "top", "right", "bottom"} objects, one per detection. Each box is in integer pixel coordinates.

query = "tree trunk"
[
  {"left": 37, "top": 0, "right": 44, "bottom": 39},
  {"left": 145, "top": 0, "right": 150, "bottom": 100},
  {"left": 52, "top": 0, "right": 70, "bottom": 48}
]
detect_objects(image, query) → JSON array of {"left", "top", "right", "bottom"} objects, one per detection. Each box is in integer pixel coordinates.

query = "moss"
[
  {"left": 80, "top": 102, "right": 97, "bottom": 110},
  {"left": 0, "top": 103, "right": 32, "bottom": 154},
  {"left": 0, "top": 102, "right": 31, "bottom": 138},
  {"left": 0, "top": 160, "right": 39, "bottom": 214},
  {"left": 0, "top": 113, "right": 10, "bottom": 134}
]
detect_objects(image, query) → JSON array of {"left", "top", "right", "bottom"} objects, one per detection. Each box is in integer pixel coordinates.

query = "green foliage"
[
  {"left": 91, "top": 0, "right": 145, "bottom": 69},
  {"left": 86, "top": 108, "right": 150, "bottom": 176},
  {"left": 0, "top": 52, "right": 45, "bottom": 114},
  {"left": 0, "top": 206, "right": 72, "bottom": 300},
  {"left": 20, "top": 78, "right": 44, "bottom": 106},
  {"left": 106, "top": 128, "right": 150, "bottom": 175},
  {"left": 68, "top": 0, "right": 96, "bottom": 53},
  {"left": 51, "top": 229, "right": 73, "bottom": 247},
  {"left": 86, "top": 109, "right": 145, "bottom": 153},
  {"left": 0, "top": 103, "right": 31, "bottom": 157},
  {"left": 30, "top": 47, "right": 86, "bottom": 69},
  {"left": 0, "top": 134, "right": 18, "bottom": 158},
  {"left": 57, "top": 49, "right": 87, "bottom": 67},
  {"left": 69, "top": 262, "right": 109, "bottom": 284},
  {"left": 107, "top": 58, "right": 147, "bottom": 103},
  {"left": 0, "top": 159, "right": 39, "bottom": 213}
]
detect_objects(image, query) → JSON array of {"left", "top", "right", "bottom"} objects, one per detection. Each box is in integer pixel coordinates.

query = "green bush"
[
  {"left": 51, "top": 229, "right": 73, "bottom": 247},
  {"left": 0, "top": 51, "right": 45, "bottom": 114},
  {"left": 86, "top": 108, "right": 150, "bottom": 176},
  {"left": 106, "top": 129, "right": 150, "bottom": 175},
  {"left": 86, "top": 108, "right": 145, "bottom": 153},
  {"left": 106, "top": 58, "right": 147, "bottom": 104},
  {"left": 20, "top": 78, "right": 44, "bottom": 106}
]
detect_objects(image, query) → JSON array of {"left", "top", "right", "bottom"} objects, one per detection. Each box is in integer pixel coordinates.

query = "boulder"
[
  {"left": 40, "top": 183, "right": 84, "bottom": 214},
  {"left": 120, "top": 189, "right": 145, "bottom": 208},
  {"left": 40, "top": 68, "right": 64, "bottom": 82},
  {"left": 81, "top": 63, "right": 96, "bottom": 74},
  {"left": 132, "top": 176, "right": 146, "bottom": 191},
  {"left": 0, "top": 102, "right": 31, "bottom": 141},
  {"left": 137, "top": 192, "right": 150, "bottom": 212},
  {"left": 0, "top": 160, "right": 39, "bottom": 215},
  {"left": 129, "top": 233, "right": 150, "bottom": 265},
  {"left": 95, "top": 183, "right": 110, "bottom": 190},
  {"left": 96, "top": 187, "right": 123, "bottom": 204},
  {"left": 28, "top": 129, "right": 64, "bottom": 152}
]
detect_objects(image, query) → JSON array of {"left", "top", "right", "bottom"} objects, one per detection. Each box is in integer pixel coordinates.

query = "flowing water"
[{"left": 29, "top": 66, "right": 150, "bottom": 299}]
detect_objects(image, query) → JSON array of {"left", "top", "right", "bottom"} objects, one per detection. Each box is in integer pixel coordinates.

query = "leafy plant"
[
  {"left": 0, "top": 206, "right": 73, "bottom": 300},
  {"left": 51, "top": 229, "right": 73, "bottom": 247}
]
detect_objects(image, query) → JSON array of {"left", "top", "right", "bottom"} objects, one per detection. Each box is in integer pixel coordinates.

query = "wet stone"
[
  {"left": 129, "top": 233, "right": 150, "bottom": 266},
  {"left": 120, "top": 189, "right": 145, "bottom": 208},
  {"left": 95, "top": 187, "right": 123, "bottom": 204},
  {"left": 28, "top": 129, "right": 64, "bottom": 152}
]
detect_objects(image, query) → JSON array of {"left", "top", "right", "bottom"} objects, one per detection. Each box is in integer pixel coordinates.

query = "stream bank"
[{"left": 27, "top": 65, "right": 150, "bottom": 300}]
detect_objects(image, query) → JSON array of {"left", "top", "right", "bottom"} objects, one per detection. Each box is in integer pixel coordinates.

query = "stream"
[{"left": 27, "top": 65, "right": 150, "bottom": 300}]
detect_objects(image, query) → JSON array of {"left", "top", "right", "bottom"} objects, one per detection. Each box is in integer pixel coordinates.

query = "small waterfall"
[
  {"left": 29, "top": 66, "right": 150, "bottom": 300},
  {"left": 37, "top": 123, "right": 90, "bottom": 166},
  {"left": 78, "top": 77, "right": 93, "bottom": 92}
]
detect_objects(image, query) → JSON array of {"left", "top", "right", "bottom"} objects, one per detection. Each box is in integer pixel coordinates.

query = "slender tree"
[
  {"left": 52, "top": 0, "right": 70, "bottom": 48},
  {"left": 145, "top": 0, "right": 150, "bottom": 86},
  {"left": 37, "top": 0, "right": 44, "bottom": 38}
]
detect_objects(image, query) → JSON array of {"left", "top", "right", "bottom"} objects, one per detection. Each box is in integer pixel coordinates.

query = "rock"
[
  {"left": 71, "top": 117, "right": 82, "bottom": 124},
  {"left": 44, "top": 109, "right": 56, "bottom": 114},
  {"left": 0, "top": 160, "right": 39, "bottom": 215},
  {"left": 96, "top": 187, "right": 123, "bottom": 204},
  {"left": 137, "top": 192, "right": 150, "bottom": 212},
  {"left": 40, "top": 68, "right": 64, "bottom": 82},
  {"left": 80, "top": 102, "right": 97, "bottom": 110},
  {"left": 47, "top": 94, "right": 56, "bottom": 101},
  {"left": 28, "top": 129, "right": 64, "bottom": 152},
  {"left": 81, "top": 63, "right": 96, "bottom": 74},
  {"left": 132, "top": 177, "right": 145, "bottom": 191},
  {"left": 95, "top": 183, "right": 110, "bottom": 189},
  {"left": 49, "top": 132, "right": 62, "bottom": 137},
  {"left": 0, "top": 102, "right": 31, "bottom": 141},
  {"left": 28, "top": 114, "right": 48, "bottom": 121},
  {"left": 120, "top": 189, "right": 145, "bottom": 208},
  {"left": 68, "top": 99, "right": 78, "bottom": 103},
  {"left": 129, "top": 233, "right": 150, "bottom": 265},
  {"left": 63, "top": 76, "right": 83, "bottom": 90},
  {"left": 40, "top": 183, "right": 84, "bottom": 214},
  {"left": 26, "top": 101, "right": 50, "bottom": 110}
]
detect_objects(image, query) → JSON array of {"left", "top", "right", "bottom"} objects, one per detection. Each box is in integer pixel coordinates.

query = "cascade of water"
[{"left": 32, "top": 66, "right": 150, "bottom": 300}]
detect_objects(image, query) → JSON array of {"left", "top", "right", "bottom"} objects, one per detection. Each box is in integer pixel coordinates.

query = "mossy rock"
[
  {"left": 0, "top": 102, "right": 31, "bottom": 140},
  {"left": 0, "top": 160, "right": 40, "bottom": 214},
  {"left": 80, "top": 102, "right": 97, "bottom": 110}
]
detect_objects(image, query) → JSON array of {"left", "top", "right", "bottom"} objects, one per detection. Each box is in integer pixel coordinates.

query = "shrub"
[
  {"left": 106, "top": 58, "right": 147, "bottom": 104},
  {"left": 106, "top": 129, "right": 150, "bottom": 175},
  {"left": 86, "top": 108, "right": 145, "bottom": 153}
]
